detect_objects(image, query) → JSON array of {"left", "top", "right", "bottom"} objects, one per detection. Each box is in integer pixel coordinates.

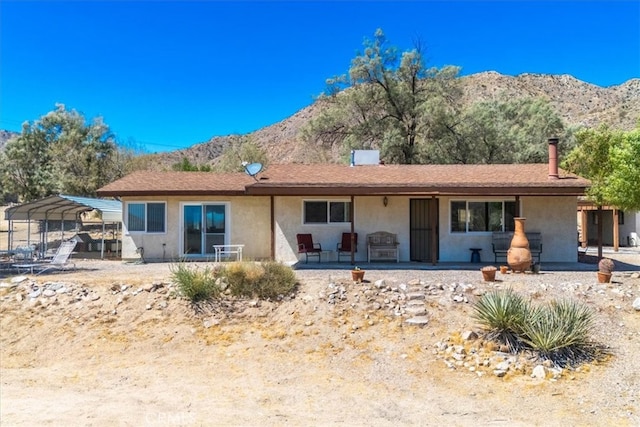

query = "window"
[
  {"left": 303, "top": 200, "right": 351, "bottom": 224},
  {"left": 127, "top": 202, "right": 166, "bottom": 233},
  {"left": 450, "top": 200, "right": 516, "bottom": 233}
]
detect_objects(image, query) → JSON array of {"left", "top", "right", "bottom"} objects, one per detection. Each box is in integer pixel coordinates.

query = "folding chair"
[{"left": 14, "top": 240, "right": 77, "bottom": 275}]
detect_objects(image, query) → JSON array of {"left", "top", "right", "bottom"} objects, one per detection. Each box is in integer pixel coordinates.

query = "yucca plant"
[
  {"left": 520, "top": 299, "right": 596, "bottom": 366},
  {"left": 472, "top": 288, "right": 530, "bottom": 352}
]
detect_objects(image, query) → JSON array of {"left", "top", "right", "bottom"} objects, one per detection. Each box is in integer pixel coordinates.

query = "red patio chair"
[
  {"left": 337, "top": 232, "right": 358, "bottom": 262},
  {"left": 296, "top": 233, "right": 322, "bottom": 263}
]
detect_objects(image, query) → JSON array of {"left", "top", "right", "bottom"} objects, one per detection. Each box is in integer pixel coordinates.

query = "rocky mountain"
[
  {"left": 152, "top": 72, "right": 639, "bottom": 169},
  {"left": 0, "top": 130, "right": 19, "bottom": 152},
  {"left": 2, "top": 72, "right": 638, "bottom": 168}
]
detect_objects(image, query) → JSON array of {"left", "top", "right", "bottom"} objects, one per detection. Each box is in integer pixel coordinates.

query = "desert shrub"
[
  {"left": 170, "top": 262, "right": 220, "bottom": 302},
  {"left": 254, "top": 261, "right": 298, "bottom": 299},
  {"left": 520, "top": 299, "right": 596, "bottom": 365},
  {"left": 472, "top": 288, "right": 530, "bottom": 351},
  {"left": 222, "top": 262, "right": 265, "bottom": 297},
  {"left": 213, "top": 261, "right": 298, "bottom": 299}
]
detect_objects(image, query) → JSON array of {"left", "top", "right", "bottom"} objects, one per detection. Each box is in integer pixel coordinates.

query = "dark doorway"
[{"left": 410, "top": 198, "right": 439, "bottom": 262}]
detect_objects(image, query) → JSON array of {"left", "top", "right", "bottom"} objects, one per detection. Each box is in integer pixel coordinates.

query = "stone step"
[
  {"left": 405, "top": 305, "right": 427, "bottom": 316},
  {"left": 406, "top": 292, "right": 425, "bottom": 301},
  {"left": 405, "top": 316, "right": 429, "bottom": 326},
  {"left": 406, "top": 299, "right": 425, "bottom": 307}
]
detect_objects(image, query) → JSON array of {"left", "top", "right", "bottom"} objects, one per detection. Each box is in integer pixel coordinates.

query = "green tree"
[
  {"left": 0, "top": 104, "right": 118, "bottom": 201},
  {"left": 426, "top": 97, "right": 569, "bottom": 164},
  {"left": 561, "top": 125, "right": 622, "bottom": 207},
  {"left": 602, "top": 125, "right": 640, "bottom": 211},
  {"left": 172, "top": 157, "right": 212, "bottom": 172},
  {"left": 304, "top": 29, "right": 569, "bottom": 166},
  {"left": 304, "top": 29, "right": 460, "bottom": 164},
  {"left": 214, "top": 135, "right": 268, "bottom": 173},
  {"left": 561, "top": 124, "right": 640, "bottom": 256}
]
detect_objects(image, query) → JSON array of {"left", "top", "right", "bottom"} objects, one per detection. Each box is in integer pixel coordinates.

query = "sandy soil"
[{"left": 1, "top": 254, "right": 639, "bottom": 426}]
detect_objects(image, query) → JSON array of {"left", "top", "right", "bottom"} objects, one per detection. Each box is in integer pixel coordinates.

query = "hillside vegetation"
[{"left": 144, "top": 72, "right": 639, "bottom": 169}]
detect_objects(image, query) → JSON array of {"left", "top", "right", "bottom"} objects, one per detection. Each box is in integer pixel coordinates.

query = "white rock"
[
  {"left": 531, "top": 365, "right": 547, "bottom": 379},
  {"left": 0, "top": 281, "right": 17, "bottom": 289},
  {"left": 43, "top": 289, "right": 56, "bottom": 298},
  {"left": 375, "top": 279, "right": 387, "bottom": 289},
  {"left": 461, "top": 330, "right": 478, "bottom": 341},
  {"left": 495, "top": 361, "right": 511, "bottom": 371},
  {"left": 405, "top": 316, "right": 429, "bottom": 326},
  {"left": 633, "top": 298, "right": 640, "bottom": 311},
  {"left": 11, "top": 276, "right": 28, "bottom": 284}
]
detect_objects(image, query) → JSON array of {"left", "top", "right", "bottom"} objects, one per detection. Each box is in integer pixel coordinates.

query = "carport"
[{"left": 3, "top": 195, "right": 122, "bottom": 259}]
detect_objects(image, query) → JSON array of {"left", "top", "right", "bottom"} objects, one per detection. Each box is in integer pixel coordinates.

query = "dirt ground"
[{"left": 1, "top": 249, "right": 639, "bottom": 427}]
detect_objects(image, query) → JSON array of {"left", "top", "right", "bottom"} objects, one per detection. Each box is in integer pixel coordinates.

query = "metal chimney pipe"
[{"left": 548, "top": 137, "right": 559, "bottom": 180}]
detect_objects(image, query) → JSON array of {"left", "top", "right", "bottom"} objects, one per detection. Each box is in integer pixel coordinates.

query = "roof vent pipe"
[{"left": 548, "top": 137, "right": 559, "bottom": 180}]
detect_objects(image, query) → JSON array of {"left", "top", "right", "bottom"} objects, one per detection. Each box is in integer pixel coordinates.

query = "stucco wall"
[
  {"left": 438, "top": 196, "right": 578, "bottom": 263},
  {"left": 437, "top": 197, "right": 515, "bottom": 263},
  {"left": 120, "top": 194, "right": 580, "bottom": 264},
  {"left": 522, "top": 196, "right": 578, "bottom": 262},
  {"left": 275, "top": 196, "right": 409, "bottom": 263},
  {"left": 120, "top": 196, "right": 271, "bottom": 262}
]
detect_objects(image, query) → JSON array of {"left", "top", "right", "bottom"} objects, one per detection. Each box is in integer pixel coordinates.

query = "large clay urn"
[{"left": 507, "top": 217, "right": 532, "bottom": 273}]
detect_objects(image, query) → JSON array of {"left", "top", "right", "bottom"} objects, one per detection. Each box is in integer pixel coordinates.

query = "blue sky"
[{"left": 1, "top": 1, "right": 638, "bottom": 153}]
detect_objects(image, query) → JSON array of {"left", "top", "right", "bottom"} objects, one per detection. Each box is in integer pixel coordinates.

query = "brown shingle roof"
[
  {"left": 97, "top": 170, "right": 252, "bottom": 197},
  {"left": 97, "top": 164, "right": 590, "bottom": 197}
]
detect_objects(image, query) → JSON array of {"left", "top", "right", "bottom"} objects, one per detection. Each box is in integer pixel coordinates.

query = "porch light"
[{"left": 383, "top": 196, "right": 388, "bottom": 207}]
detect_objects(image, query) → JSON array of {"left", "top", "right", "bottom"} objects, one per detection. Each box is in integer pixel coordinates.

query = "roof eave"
[
  {"left": 244, "top": 185, "right": 588, "bottom": 197},
  {"left": 96, "top": 190, "right": 247, "bottom": 197}
]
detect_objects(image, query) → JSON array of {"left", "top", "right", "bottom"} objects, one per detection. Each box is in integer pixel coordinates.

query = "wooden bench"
[
  {"left": 492, "top": 232, "right": 542, "bottom": 264},
  {"left": 213, "top": 244, "right": 244, "bottom": 262},
  {"left": 367, "top": 231, "right": 399, "bottom": 262}
]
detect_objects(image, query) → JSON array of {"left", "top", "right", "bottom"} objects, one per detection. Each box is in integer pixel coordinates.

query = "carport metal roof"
[{"left": 4, "top": 195, "right": 121, "bottom": 222}]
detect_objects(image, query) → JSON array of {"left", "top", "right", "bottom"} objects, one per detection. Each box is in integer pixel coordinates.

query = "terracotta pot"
[
  {"left": 597, "top": 271, "right": 611, "bottom": 283},
  {"left": 351, "top": 270, "right": 365, "bottom": 283},
  {"left": 507, "top": 217, "right": 532, "bottom": 273},
  {"left": 500, "top": 266, "right": 508, "bottom": 274},
  {"left": 481, "top": 268, "right": 497, "bottom": 282}
]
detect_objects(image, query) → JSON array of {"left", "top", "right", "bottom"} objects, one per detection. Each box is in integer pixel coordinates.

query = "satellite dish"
[{"left": 244, "top": 162, "right": 263, "bottom": 181}]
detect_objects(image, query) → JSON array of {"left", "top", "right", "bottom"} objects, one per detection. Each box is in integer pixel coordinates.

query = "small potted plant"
[
  {"left": 351, "top": 266, "right": 365, "bottom": 283},
  {"left": 597, "top": 258, "right": 614, "bottom": 283},
  {"left": 481, "top": 265, "right": 497, "bottom": 282}
]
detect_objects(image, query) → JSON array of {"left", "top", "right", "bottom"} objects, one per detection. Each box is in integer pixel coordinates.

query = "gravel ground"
[{"left": 1, "top": 250, "right": 639, "bottom": 426}]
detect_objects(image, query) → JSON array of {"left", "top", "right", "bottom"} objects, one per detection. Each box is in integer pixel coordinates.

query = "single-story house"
[{"left": 97, "top": 142, "right": 590, "bottom": 265}]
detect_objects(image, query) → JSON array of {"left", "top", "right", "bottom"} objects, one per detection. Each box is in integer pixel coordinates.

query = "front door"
[
  {"left": 410, "top": 198, "right": 439, "bottom": 262},
  {"left": 182, "top": 204, "right": 227, "bottom": 256}
]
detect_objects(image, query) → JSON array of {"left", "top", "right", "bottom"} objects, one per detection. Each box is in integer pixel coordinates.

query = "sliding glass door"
[{"left": 182, "top": 203, "right": 227, "bottom": 256}]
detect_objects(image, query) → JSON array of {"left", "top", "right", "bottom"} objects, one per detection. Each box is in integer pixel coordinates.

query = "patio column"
[
  {"left": 613, "top": 209, "right": 619, "bottom": 252},
  {"left": 580, "top": 209, "right": 588, "bottom": 248},
  {"left": 350, "top": 195, "right": 355, "bottom": 265},
  {"left": 430, "top": 195, "right": 437, "bottom": 265},
  {"left": 597, "top": 205, "right": 603, "bottom": 259},
  {"left": 270, "top": 196, "right": 275, "bottom": 260}
]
